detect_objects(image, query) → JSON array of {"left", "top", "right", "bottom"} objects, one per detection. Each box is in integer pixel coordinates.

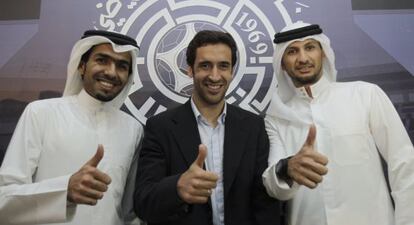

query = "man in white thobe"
[
  {"left": 262, "top": 22, "right": 414, "bottom": 225},
  {"left": 0, "top": 30, "right": 143, "bottom": 225}
]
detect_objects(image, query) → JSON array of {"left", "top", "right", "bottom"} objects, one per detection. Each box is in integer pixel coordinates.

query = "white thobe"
[
  {"left": 263, "top": 76, "right": 414, "bottom": 225},
  {"left": 0, "top": 89, "right": 143, "bottom": 225}
]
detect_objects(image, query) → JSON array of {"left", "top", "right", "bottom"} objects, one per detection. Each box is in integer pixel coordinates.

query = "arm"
[
  {"left": 262, "top": 116, "right": 300, "bottom": 200},
  {"left": 121, "top": 127, "right": 145, "bottom": 225},
  {"left": 253, "top": 118, "right": 282, "bottom": 225},
  {"left": 133, "top": 118, "right": 190, "bottom": 223},
  {"left": 262, "top": 117, "right": 328, "bottom": 201},
  {"left": 368, "top": 85, "right": 414, "bottom": 225},
  {"left": 0, "top": 104, "right": 74, "bottom": 224}
]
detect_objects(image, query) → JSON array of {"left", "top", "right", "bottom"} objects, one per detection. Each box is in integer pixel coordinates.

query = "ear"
[
  {"left": 187, "top": 66, "right": 194, "bottom": 78},
  {"left": 78, "top": 62, "right": 86, "bottom": 78}
]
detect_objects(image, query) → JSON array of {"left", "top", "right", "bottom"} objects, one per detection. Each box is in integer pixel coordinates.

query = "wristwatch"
[{"left": 275, "top": 156, "right": 293, "bottom": 186}]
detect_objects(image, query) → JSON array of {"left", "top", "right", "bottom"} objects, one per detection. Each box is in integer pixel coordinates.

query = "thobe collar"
[
  {"left": 77, "top": 89, "right": 115, "bottom": 112},
  {"left": 293, "top": 75, "right": 330, "bottom": 100}
]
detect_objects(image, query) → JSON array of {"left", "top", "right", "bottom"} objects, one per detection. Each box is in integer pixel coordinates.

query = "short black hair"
[
  {"left": 79, "top": 46, "right": 95, "bottom": 66},
  {"left": 186, "top": 30, "right": 237, "bottom": 69}
]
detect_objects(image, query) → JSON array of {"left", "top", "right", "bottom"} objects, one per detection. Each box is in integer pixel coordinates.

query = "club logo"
[{"left": 93, "top": 0, "right": 301, "bottom": 124}]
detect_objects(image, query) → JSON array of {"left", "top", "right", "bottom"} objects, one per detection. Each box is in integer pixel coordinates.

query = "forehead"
[
  {"left": 90, "top": 43, "right": 131, "bottom": 62},
  {"left": 195, "top": 43, "right": 232, "bottom": 62},
  {"left": 286, "top": 38, "right": 320, "bottom": 48}
]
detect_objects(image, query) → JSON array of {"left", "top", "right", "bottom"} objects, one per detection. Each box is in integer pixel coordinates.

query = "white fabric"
[
  {"left": 0, "top": 90, "right": 143, "bottom": 225},
  {"left": 266, "top": 21, "right": 336, "bottom": 124},
  {"left": 0, "top": 34, "right": 143, "bottom": 225},
  {"left": 263, "top": 78, "right": 414, "bottom": 225},
  {"left": 63, "top": 36, "right": 139, "bottom": 109},
  {"left": 263, "top": 21, "right": 414, "bottom": 225}
]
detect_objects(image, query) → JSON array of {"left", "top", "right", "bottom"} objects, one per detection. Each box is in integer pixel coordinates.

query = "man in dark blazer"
[{"left": 134, "top": 30, "right": 281, "bottom": 225}]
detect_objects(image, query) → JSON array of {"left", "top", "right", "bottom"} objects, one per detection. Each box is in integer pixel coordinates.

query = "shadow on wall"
[{"left": 0, "top": 91, "right": 61, "bottom": 165}]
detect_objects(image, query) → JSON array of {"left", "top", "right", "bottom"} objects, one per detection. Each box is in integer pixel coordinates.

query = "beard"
[
  {"left": 83, "top": 73, "right": 125, "bottom": 102},
  {"left": 95, "top": 92, "right": 117, "bottom": 102},
  {"left": 290, "top": 72, "right": 321, "bottom": 86}
]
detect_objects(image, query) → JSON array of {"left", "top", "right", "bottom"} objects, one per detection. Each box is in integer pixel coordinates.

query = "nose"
[
  {"left": 104, "top": 62, "right": 117, "bottom": 77},
  {"left": 209, "top": 66, "right": 220, "bottom": 81},
  {"left": 297, "top": 49, "right": 309, "bottom": 64}
]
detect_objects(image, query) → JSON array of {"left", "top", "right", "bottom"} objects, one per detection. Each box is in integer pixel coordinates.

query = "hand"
[
  {"left": 287, "top": 125, "right": 328, "bottom": 189},
  {"left": 177, "top": 144, "right": 219, "bottom": 204},
  {"left": 67, "top": 144, "right": 112, "bottom": 205}
]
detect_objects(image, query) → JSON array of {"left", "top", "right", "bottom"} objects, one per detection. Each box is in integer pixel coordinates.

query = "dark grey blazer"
[{"left": 134, "top": 101, "right": 282, "bottom": 225}]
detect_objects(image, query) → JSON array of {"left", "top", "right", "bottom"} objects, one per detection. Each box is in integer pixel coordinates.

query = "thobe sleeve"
[
  {"left": 0, "top": 103, "right": 74, "bottom": 224},
  {"left": 252, "top": 117, "right": 283, "bottom": 225},
  {"left": 368, "top": 85, "right": 414, "bottom": 225},
  {"left": 262, "top": 116, "right": 299, "bottom": 201},
  {"left": 121, "top": 125, "right": 145, "bottom": 225}
]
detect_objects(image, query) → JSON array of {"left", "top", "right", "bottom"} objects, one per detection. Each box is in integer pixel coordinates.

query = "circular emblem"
[{"left": 93, "top": 0, "right": 303, "bottom": 124}]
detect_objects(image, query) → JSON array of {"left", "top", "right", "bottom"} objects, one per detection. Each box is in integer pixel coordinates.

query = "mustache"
[{"left": 295, "top": 62, "right": 314, "bottom": 69}]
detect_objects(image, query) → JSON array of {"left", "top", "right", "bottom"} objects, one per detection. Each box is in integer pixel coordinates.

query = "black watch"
[{"left": 275, "top": 156, "right": 293, "bottom": 186}]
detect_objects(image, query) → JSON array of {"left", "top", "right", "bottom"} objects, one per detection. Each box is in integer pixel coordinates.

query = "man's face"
[
  {"left": 188, "top": 43, "right": 233, "bottom": 107},
  {"left": 281, "top": 39, "right": 324, "bottom": 87},
  {"left": 78, "top": 43, "right": 131, "bottom": 102}
]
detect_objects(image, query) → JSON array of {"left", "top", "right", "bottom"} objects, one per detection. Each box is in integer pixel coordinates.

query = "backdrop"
[{"left": 1, "top": 0, "right": 414, "bottom": 163}]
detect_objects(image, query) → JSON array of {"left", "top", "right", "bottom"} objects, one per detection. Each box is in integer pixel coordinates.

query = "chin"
[{"left": 95, "top": 92, "right": 117, "bottom": 102}]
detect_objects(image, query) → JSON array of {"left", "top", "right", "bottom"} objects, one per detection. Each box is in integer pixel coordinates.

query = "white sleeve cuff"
[
  {"left": 0, "top": 175, "right": 74, "bottom": 224},
  {"left": 262, "top": 163, "right": 299, "bottom": 201}
]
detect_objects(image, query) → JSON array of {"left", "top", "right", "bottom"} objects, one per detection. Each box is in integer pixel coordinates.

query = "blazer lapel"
[
  {"left": 223, "top": 105, "right": 248, "bottom": 198},
  {"left": 171, "top": 101, "right": 201, "bottom": 166}
]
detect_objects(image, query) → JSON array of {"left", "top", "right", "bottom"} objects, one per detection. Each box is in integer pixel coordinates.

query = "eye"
[
  {"left": 96, "top": 57, "right": 108, "bottom": 64},
  {"left": 117, "top": 62, "right": 130, "bottom": 72},
  {"left": 218, "top": 63, "right": 231, "bottom": 70},
  {"left": 199, "top": 63, "right": 210, "bottom": 70},
  {"left": 285, "top": 48, "right": 297, "bottom": 55},
  {"left": 305, "top": 45, "right": 316, "bottom": 51}
]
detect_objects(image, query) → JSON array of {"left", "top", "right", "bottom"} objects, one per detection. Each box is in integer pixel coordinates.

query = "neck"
[{"left": 192, "top": 96, "right": 225, "bottom": 127}]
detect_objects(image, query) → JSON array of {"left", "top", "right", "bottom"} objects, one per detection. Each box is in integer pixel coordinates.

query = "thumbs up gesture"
[
  {"left": 286, "top": 125, "right": 329, "bottom": 189},
  {"left": 177, "top": 144, "right": 219, "bottom": 204},
  {"left": 67, "top": 144, "right": 112, "bottom": 205}
]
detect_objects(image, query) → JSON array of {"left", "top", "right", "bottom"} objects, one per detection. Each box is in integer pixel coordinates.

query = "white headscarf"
[
  {"left": 63, "top": 35, "right": 139, "bottom": 109},
  {"left": 266, "top": 21, "right": 337, "bottom": 124}
]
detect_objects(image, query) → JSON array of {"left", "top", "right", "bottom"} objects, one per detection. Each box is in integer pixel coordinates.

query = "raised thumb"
[
  {"left": 194, "top": 144, "right": 207, "bottom": 168},
  {"left": 304, "top": 124, "right": 317, "bottom": 148},
  {"left": 86, "top": 144, "right": 104, "bottom": 167}
]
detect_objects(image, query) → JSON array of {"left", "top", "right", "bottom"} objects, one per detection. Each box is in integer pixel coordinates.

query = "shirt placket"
[
  {"left": 92, "top": 108, "right": 105, "bottom": 225},
  {"left": 95, "top": 108, "right": 106, "bottom": 144},
  {"left": 310, "top": 97, "right": 331, "bottom": 225},
  {"left": 211, "top": 125, "right": 224, "bottom": 224}
]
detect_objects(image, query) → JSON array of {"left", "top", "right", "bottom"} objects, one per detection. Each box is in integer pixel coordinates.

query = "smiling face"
[
  {"left": 78, "top": 43, "right": 131, "bottom": 102},
  {"left": 281, "top": 38, "right": 324, "bottom": 87},
  {"left": 188, "top": 43, "right": 233, "bottom": 108}
]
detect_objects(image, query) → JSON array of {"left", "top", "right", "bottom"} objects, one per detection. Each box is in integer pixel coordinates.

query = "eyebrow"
[
  {"left": 94, "top": 53, "right": 131, "bottom": 65},
  {"left": 304, "top": 40, "right": 318, "bottom": 45},
  {"left": 219, "top": 61, "right": 231, "bottom": 65},
  {"left": 286, "top": 40, "right": 319, "bottom": 49}
]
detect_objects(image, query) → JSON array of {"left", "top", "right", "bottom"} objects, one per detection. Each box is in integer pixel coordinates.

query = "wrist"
[{"left": 276, "top": 156, "right": 293, "bottom": 186}]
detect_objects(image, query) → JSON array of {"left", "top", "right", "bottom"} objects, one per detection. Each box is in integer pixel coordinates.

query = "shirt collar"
[
  {"left": 190, "top": 98, "right": 227, "bottom": 125},
  {"left": 293, "top": 75, "right": 330, "bottom": 99},
  {"left": 77, "top": 89, "right": 113, "bottom": 111}
]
